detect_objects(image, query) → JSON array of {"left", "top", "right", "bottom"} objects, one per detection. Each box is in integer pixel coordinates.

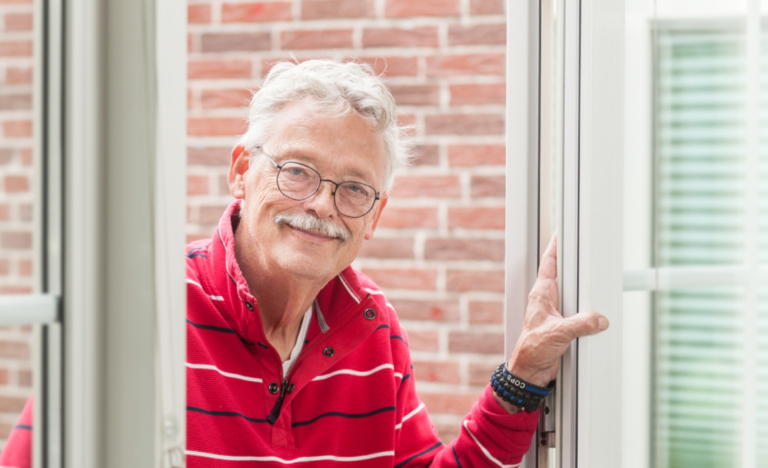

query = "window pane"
[
  {"left": 0, "top": 0, "right": 38, "bottom": 456},
  {"left": 0, "top": 1, "right": 35, "bottom": 294}
]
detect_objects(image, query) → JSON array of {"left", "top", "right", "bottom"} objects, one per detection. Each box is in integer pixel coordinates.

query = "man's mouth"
[
  {"left": 273, "top": 213, "right": 351, "bottom": 243},
  {"left": 287, "top": 224, "right": 337, "bottom": 240}
]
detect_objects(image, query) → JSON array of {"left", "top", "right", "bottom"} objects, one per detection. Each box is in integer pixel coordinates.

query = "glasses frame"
[{"left": 254, "top": 146, "right": 382, "bottom": 219}]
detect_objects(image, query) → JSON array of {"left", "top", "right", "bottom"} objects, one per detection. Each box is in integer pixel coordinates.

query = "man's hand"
[{"left": 495, "top": 234, "right": 609, "bottom": 413}]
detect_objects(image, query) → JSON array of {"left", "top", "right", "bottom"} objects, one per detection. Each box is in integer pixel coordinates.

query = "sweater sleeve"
[
  {"left": 393, "top": 354, "right": 539, "bottom": 467},
  {"left": 0, "top": 394, "right": 33, "bottom": 468}
]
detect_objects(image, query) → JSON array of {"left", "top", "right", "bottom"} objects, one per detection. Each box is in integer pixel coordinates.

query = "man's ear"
[
  {"left": 364, "top": 194, "right": 388, "bottom": 241},
  {"left": 228, "top": 145, "right": 249, "bottom": 199}
]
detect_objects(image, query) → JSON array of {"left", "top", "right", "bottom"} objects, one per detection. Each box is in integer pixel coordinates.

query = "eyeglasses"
[{"left": 255, "top": 146, "right": 381, "bottom": 219}]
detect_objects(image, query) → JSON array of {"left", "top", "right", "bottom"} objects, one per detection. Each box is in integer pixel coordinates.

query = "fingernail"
[{"left": 598, "top": 316, "right": 609, "bottom": 331}]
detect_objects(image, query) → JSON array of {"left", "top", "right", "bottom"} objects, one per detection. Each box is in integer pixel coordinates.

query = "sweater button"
[
  {"left": 287, "top": 384, "right": 295, "bottom": 394},
  {"left": 323, "top": 347, "right": 335, "bottom": 357},
  {"left": 268, "top": 382, "right": 279, "bottom": 394},
  {"left": 363, "top": 308, "right": 376, "bottom": 320},
  {"left": 245, "top": 301, "right": 254, "bottom": 311}
]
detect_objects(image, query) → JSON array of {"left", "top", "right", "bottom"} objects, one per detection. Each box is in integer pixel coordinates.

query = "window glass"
[{"left": 0, "top": 0, "right": 37, "bottom": 453}]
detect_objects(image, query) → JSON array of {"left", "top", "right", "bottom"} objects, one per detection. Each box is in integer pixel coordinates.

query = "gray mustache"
[{"left": 274, "top": 213, "right": 351, "bottom": 243}]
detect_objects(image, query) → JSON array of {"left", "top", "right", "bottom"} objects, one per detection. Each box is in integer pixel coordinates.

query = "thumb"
[{"left": 561, "top": 311, "right": 609, "bottom": 340}]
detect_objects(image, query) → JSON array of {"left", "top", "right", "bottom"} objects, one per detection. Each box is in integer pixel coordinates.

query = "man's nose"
[{"left": 303, "top": 180, "right": 337, "bottom": 218}]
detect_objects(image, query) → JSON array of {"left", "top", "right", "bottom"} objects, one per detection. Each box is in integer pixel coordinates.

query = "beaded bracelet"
[{"left": 490, "top": 363, "right": 554, "bottom": 412}]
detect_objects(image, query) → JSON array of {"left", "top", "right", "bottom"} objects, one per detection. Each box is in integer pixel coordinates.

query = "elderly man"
[{"left": 0, "top": 59, "right": 607, "bottom": 467}]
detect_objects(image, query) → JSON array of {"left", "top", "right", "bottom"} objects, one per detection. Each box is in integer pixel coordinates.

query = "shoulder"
[{"left": 185, "top": 239, "right": 211, "bottom": 280}]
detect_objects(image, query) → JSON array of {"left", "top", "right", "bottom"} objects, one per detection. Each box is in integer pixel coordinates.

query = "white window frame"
[
  {"left": 0, "top": 0, "right": 187, "bottom": 466},
  {"left": 505, "top": 1, "right": 625, "bottom": 467}
]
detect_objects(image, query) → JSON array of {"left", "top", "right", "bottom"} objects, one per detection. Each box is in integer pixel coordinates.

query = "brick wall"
[
  {"left": 187, "top": 0, "right": 507, "bottom": 443},
  {"left": 0, "top": 0, "right": 36, "bottom": 447}
]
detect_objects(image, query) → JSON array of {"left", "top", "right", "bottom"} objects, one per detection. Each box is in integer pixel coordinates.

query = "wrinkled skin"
[{"left": 499, "top": 234, "right": 609, "bottom": 413}]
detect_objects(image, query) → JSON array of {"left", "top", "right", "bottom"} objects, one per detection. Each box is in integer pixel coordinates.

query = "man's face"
[{"left": 229, "top": 101, "right": 388, "bottom": 284}]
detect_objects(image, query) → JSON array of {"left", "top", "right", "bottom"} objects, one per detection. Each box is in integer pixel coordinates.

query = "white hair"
[{"left": 237, "top": 59, "right": 412, "bottom": 193}]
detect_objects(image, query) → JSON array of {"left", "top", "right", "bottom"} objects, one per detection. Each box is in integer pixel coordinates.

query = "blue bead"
[
  {"left": 493, "top": 380, "right": 498, "bottom": 385},
  {"left": 503, "top": 391, "right": 509, "bottom": 396},
  {"left": 497, "top": 385, "right": 503, "bottom": 391}
]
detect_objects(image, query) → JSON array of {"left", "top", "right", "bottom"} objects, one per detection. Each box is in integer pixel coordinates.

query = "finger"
[
  {"left": 538, "top": 233, "right": 558, "bottom": 281},
  {"left": 561, "top": 311, "right": 609, "bottom": 340}
]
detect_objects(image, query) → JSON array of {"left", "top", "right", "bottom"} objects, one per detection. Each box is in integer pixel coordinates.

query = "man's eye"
[
  {"left": 287, "top": 166, "right": 308, "bottom": 177},
  {"left": 344, "top": 183, "right": 368, "bottom": 196}
]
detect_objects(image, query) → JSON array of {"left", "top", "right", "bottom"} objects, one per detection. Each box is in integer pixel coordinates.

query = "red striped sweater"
[{"left": 0, "top": 201, "right": 539, "bottom": 467}]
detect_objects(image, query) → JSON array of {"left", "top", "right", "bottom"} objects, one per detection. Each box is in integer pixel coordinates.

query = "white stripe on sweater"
[
  {"left": 312, "top": 364, "right": 395, "bottom": 381},
  {"left": 395, "top": 402, "right": 425, "bottom": 430},
  {"left": 186, "top": 450, "right": 395, "bottom": 463},
  {"left": 463, "top": 420, "right": 520, "bottom": 468},
  {"left": 186, "top": 363, "right": 263, "bottom": 383},
  {"left": 337, "top": 273, "right": 360, "bottom": 303},
  {"left": 186, "top": 278, "right": 224, "bottom": 301}
]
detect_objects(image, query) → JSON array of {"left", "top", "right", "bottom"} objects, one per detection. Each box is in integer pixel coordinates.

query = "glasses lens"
[
  {"left": 278, "top": 162, "right": 319, "bottom": 199},
  {"left": 336, "top": 182, "right": 375, "bottom": 217}
]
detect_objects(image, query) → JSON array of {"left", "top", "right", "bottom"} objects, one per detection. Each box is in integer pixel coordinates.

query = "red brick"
[
  {"left": 201, "top": 32, "right": 271, "bottom": 52},
  {"left": 0, "top": 340, "right": 30, "bottom": 358},
  {"left": 424, "top": 238, "right": 504, "bottom": 261},
  {"left": 188, "top": 146, "right": 232, "bottom": 166},
  {"left": 406, "top": 330, "right": 439, "bottom": 351},
  {"left": 281, "top": 29, "right": 353, "bottom": 50},
  {"left": 450, "top": 83, "right": 505, "bottom": 106},
  {"left": 427, "top": 54, "right": 505, "bottom": 77},
  {"left": 261, "top": 56, "right": 331, "bottom": 75},
  {"left": 470, "top": 0, "right": 504, "bottom": 15},
  {"left": 187, "top": 233, "right": 210, "bottom": 244},
  {"left": 449, "top": 331, "right": 504, "bottom": 354},
  {"left": 188, "top": 60, "right": 252, "bottom": 80},
  {"left": 361, "top": 268, "right": 437, "bottom": 290},
  {"left": 18, "top": 203, "right": 32, "bottom": 221},
  {"left": 18, "top": 369, "right": 32, "bottom": 386},
  {"left": 356, "top": 56, "right": 417, "bottom": 77},
  {"left": 5, "top": 13, "right": 32, "bottom": 31},
  {"left": 378, "top": 207, "right": 438, "bottom": 228},
  {"left": 0, "top": 93, "right": 32, "bottom": 111},
  {"left": 0, "top": 369, "right": 8, "bottom": 384},
  {"left": 1, "top": 231, "right": 32, "bottom": 249},
  {"left": 20, "top": 147, "right": 32, "bottom": 164},
  {"left": 413, "top": 361, "right": 460, "bottom": 384},
  {"left": 358, "top": 237, "right": 414, "bottom": 259},
  {"left": 188, "top": 4, "right": 211, "bottom": 23},
  {"left": 469, "top": 300, "right": 503, "bottom": 324},
  {"left": 219, "top": 174, "right": 230, "bottom": 195},
  {"left": 389, "top": 85, "right": 440, "bottom": 106},
  {"left": 388, "top": 299, "right": 459, "bottom": 322},
  {"left": 398, "top": 113, "right": 416, "bottom": 130},
  {"left": 188, "top": 33, "right": 195, "bottom": 53},
  {"left": 222, "top": 2, "right": 292, "bottom": 22},
  {"left": 419, "top": 391, "right": 479, "bottom": 415},
  {"left": 0, "top": 286, "right": 32, "bottom": 294},
  {"left": 0, "top": 204, "right": 8, "bottom": 220},
  {"left": 448, "top": 24, "right": 506, "bottom": 46},
  {"left": 3, "top": 120, "right": 32, "bottom": 138},
  {"left": 425, "top": 114, "right": 504, "bottom": 135},
  {"left": 363, "top": 27, "right": 438, "bottom": 48},
  {"left": 188, "top": 117, "right": 247, "bottom": 137},
  {"left": 413, "top": 145, "right": 439, "bottom": 166},
  {"left": 448, "top": 144, "right": 504, "bottom": 166},
  {"left": 201, "top": 88, "right": 252, "bottom": 109},
  {"left": 0, "top": 395, "right": 27, "bottom": 413},
  {"left": 390, "top": 175, "right": 460, "bottom": 198},
  {"left": 447, "top": 270, "right": 504, "bottom": 292},
  {"left": 0, "top": 40, "right": 32, "bottom": 57},
  {"left": 469, "top": 361, "right": 498, "bottom": 385},
  {"left": 434, "top": 422, "right": 460, "bottom": 444},
  {"left": 4, "top": 175, "right": 29, "bottom": 193},
  {"left": 385, "top": 0, "right": 459, "bottom": 17},
  {"left": 302, "top": 0, "right": 374, "bottom": 20},
  {"left": 188, "top": 174, "right": 209, "bottom": 195},
  {"left": 449, "top": 206, "right": 504, "bottom": 229},
  {"left": 471, "top": 175, "right": 504, "bottom": 197},
  {"left": 18, "top": 259, "right": 32, "bottom": 276},
  {"left": 199, "top": 205, "right": 230, "bottom": 225},
  {"left": 0, "top": 259, "right": 9, "bottom": 275},
  {"left": 6, "top": 66, "right": 32, "bottom": 84}
]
